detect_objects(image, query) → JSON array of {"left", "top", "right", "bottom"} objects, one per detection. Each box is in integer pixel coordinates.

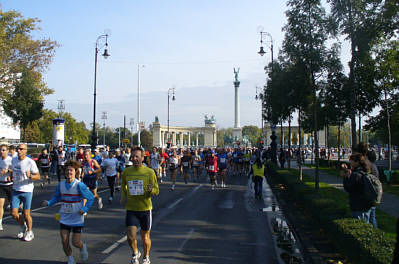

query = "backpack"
[{"left": 361, "top": 171, "right": 383, "bottom": 208}]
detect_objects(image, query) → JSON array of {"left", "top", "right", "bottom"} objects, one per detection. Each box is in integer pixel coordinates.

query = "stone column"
[
  {"left": 188, "top": 132, "right": 191, "bottom": 147},
  {"left": 196, "top": 133, "right": 199, "bottom": 147},
  {"left": 172, "top": 132, "right": 176, "bottom": 146},
  {"left": 179, "top": 132, "right": 184, "bottom": 147},
  {"left": 160, "top": 131, "right": 164, "bottom": 147}
]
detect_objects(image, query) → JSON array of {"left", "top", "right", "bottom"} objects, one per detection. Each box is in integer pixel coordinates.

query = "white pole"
[{"left": 137, "top": 64, "right": 141, "bottom": 147}]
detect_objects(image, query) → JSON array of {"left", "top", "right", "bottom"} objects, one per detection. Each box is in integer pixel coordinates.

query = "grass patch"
[{"left": 383, "top": 184, "right": 399, "bottom": 197}]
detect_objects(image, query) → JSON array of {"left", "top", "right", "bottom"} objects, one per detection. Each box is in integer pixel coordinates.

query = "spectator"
[{"left": 342, "top": 153, "right": 371, "bottom": 223}]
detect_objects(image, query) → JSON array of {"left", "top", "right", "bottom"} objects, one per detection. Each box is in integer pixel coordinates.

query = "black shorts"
[
  {"left": 60, "top": 223, "right": 82, "bottom": 233},
  {"left": 0, "top": 185, "right": 12, "bottom": 200},
  {"left": 208, "top": 171, "right": 216, "bottom": 177},
  {"left": 182, "top": 167, "right": 190, "bottom": 173},
  {"left": 83, "top": 177, "right": 97, "bottom": 190},
  {"left": 126, "top": 210, "right": 152, "bottom": 231},
  {"left": 41, "top": 167, "right": 49, "bottom": 173}
]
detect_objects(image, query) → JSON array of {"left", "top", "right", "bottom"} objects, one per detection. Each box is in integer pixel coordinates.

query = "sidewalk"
[{"left": 290, "top": 161, "right": 399, "bottom": 218}]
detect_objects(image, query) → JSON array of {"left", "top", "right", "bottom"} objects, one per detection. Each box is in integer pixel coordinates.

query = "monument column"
[
  {"left": 196, "top": 133, "right": 199, "bottom": 147},
  {"left": 188, "top": 132, "right": 191, "bottom": 147},
  {"left": 232, "top": 67, "right": 242, "bottom": 142}
]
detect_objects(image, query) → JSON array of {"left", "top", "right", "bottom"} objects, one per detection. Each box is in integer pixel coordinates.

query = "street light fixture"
[
  {"left": 257, "top": 27, "right": 276, "bottom": 162},
  {"left": 91, "top": 33, "right": 110, "bottom": 151},
  {"left": 167, "top": 87, "right": 176, "bottom": 147}
]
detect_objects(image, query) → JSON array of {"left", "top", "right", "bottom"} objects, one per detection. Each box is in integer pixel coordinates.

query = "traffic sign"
[{"left": 122, "top": 138, "right": 130, "bottom": 143}]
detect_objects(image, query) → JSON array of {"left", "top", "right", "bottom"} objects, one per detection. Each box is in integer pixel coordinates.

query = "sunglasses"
[{"left": 17, "top": 148, "right": 26, "bottom": 151}]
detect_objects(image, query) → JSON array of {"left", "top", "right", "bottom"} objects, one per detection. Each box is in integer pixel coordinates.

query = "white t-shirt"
[
  {"left": 0, "top": 156, "right": 12, "bottom": 186},
  {"left": 102, "top": 158, "right": 118, "bottom": 176},
  {"left": 58, "top": 150, "right": 66, "bottom": 166},
  {"left": 11, "top": 156, "right": 39, "bottom": 192},
  {"left": 150, "top": 153, "right": 160, "bottom": 169}
]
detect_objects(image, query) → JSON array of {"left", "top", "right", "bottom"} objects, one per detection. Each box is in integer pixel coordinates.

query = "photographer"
[{"left": 341, "top": 153, "right": 371, "bottom": 223}]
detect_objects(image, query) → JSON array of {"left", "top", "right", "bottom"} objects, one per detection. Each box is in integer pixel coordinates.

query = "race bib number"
[
  {"left": 128, "top": 180, "right": 144, "bottom": 196},
  {"left": 60, "top": 203, "right": 73, "bottom": 214},
  {"left": 209, "top": 165, "right": 214, "bottom": 171},
  {"left": 41, "top": 159, "right": 49, "bottom": 165},
  {"left": 220, "top": 158, "right": 226, "bottom": 163},
  {"left": 183, "top": 162, "right": 189, "bottom": 167},
  {"left": 13, "top": 170, "right": 24, "bottom": 183}
]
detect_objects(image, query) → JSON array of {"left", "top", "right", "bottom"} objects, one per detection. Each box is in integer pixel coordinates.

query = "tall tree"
[
  {"left": 3, "top": 68, "right": 44, "bottom": 141},
  {"left": 0, "top": 9, "right": 58, "bottom": 102},
  {"left": 282, "top": 0, "right": 333, "bottom": 190},
  {"left": 328, "top": 0, "right": 399, "bottom": 149}
]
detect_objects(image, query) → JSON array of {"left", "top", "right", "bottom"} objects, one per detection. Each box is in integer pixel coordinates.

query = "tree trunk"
[
  {"left": 288, "top": 114, "right": 291, "bottom": 169},
  {"left": 298, "top": 109, "right": 303, "bottom": 182},
  {"left": 338, "top": 122, "right": 341, "bottom": 163},
  {"left": 384, "top": 89, "right": 392, "bottom": 178},
  {"left": 280, "top": 118, "right": 283, "bottom": 147},
  {"left": 358, "top": 114, "right": 362, "bottom": 143},
  {"left": 312, "top": 71, "right": 319, "bottom": 191}
]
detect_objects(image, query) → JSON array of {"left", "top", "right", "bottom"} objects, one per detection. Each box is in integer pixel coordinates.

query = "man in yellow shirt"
[{"left": 120, "top": 147, "right": 159, "bottom": 264}]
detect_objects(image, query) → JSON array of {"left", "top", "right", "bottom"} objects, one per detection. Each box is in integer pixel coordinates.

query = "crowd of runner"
[{"left": 0, "top": 142, "right": 278, "bottom": 264}]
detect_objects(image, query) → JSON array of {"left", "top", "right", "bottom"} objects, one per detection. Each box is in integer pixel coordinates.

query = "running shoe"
[
  {"left": 142, "top": 256, "right": 151, "bottom": 264},
  {"left": 17, "top": 223, "right": 27, "bottom": 239},
  {"left": 67, "top": 255, "right": 76, "bottom": 264},
  {"left": 98, "top": 197, "right": 103, "bottom": 210},
  {"left": 130, "top": 251, "right": 141, "bottom": 264},
  {"left": 24, "top": 230, "right": 34, "bottom": 241},
  {"left": 108, "top": 196, "right": 113, "bottom": 203},
  {"left": 80, "top": 242, "right": 88, "bottom": 261},
  {"left": 171, "top": 184, "right": 175, "bottom": 191}
]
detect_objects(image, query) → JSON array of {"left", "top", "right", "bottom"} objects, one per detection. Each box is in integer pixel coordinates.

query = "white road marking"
[
  {"left": 102, "top": 235, "right": 127, "bottom": 254},
  {"left": 168, "top": 198, "right": 183, "bottom": 209},
  {"left": 178, "top": 228, "right": 195, "bottom": 252}
]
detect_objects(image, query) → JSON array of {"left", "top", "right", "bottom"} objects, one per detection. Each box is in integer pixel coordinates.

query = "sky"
[{"left": 1, "top": 0, "right": 353, "bottom": 131}]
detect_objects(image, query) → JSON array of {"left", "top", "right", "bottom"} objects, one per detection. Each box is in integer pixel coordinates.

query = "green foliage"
[
  {"left": 267, "top": 167, "right": 396, "bottom": 263},
  {"left": 0, "top": 8, "right": 58, "bottom": 102},
  {"left": 24, "top": 109, "right": 90, "bottom": 144},
  {"left": 3, "top": 68, "right": 44, "bottom": 140},
  {"left": 242, "top": 125, "right": 261, "bottom": 146}
]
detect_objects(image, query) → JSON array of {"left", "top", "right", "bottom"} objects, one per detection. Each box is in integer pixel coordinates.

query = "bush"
[{"left": 267, "top": 167, "right": 395, "bottom": 264}]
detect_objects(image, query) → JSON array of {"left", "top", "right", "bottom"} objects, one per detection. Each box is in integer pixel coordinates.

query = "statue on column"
[{"left": 234, "top": 68, "right": 240, "bottom": 82}]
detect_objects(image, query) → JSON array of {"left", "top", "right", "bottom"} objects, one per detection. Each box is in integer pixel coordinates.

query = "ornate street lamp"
[{"left": 91, "top": 33, "right": 110, "bottom": 151}]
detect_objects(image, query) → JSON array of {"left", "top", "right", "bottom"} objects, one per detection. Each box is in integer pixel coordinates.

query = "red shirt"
[
  {"left": 160, "top": 152, "right": 169, "bottom": 164},
  {"left": 207, "top": 156, "right": 218, "bottom": 172}
]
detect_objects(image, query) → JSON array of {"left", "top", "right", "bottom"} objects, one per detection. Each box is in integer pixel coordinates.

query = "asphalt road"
[{"left": 0, "top": 170, "right": 280, "bottom": 264}]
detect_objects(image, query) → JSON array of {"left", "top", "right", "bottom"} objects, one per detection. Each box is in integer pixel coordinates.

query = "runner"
[
  {"left": 81, "top": 149, "right": 103, "bottom": 210},
  {"left": 159, "top": 148, "right": 169, "bottom": 182},
  {"left": 39, "top": 148, "right": 51, "bottom": 187},
  {"left": 56, "top": 145, "right": 66, "bottom": 182},
  {"left": 207, "top": 150, "right": 218, "bottom": 190},
  {"left": 120, "top": 147, "right": 159, "bottom": 264},
  {"left": 192, "top": 149, "right": 202, "bottom": 182},
  {"left": 10, "top": 143, "right": 40, "bottom": 241},
  {"left": 217, "top": 149, "right": 228, "bottom": 188},
  {"left": 101, "top": 151, "right": 119, "bottom": 203},
  {"left": 168, "top": 150, "right": 179, "bottom": 190},
  {"left": 150, "top": 147, "right": 161, "bottom": 182},
  {"left": 42, "top": 160, "right": 94, "bottom": 264},
  {"left": 180, "top": 150, "right": 192, "bottom": 184},
  {"left": 250, "top": 156, "right": 265, "bottom": 200},
  {"left": 0, "top": 144, "right": 12, "bottom": 231},
  {"left": 115, "top": 149, "right": 125, "bottom": 190},
  {"left": 8, "top": 145, "right": 17, "bottom": 158}
]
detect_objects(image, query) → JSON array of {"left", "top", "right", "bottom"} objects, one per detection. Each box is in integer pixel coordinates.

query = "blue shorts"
[
  {"left": 11, "top": 191, "right": 33, "bottom": 210},
  {"left": 126, "top": 210, "right": 152, "bottom": 231}
]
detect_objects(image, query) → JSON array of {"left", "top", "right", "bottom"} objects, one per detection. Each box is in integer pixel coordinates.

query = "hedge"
[{"left": 265, "top": 162, "right": 396, "bottom": 264}]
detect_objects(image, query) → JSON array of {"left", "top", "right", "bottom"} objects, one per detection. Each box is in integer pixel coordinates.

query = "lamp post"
[
  {"left": 167, "top": 87, "right": 176, "bottom": 147},
  {"left": 91, "top": 33, "right": 110, "bottom": 151},
  {"left": 130, "top": 118, "right": 134, "bottom": 147},
  {"left": 255, "top": 86, "right": 265, "bottom": 145},
  {"left": 101, "top": 111, "right": 107, "bottom": 146},
  {"left": 137, "top": 64, "right": 144, "bottom": 147},
  {"left": 257, "top": 27, "right": 276, "bottom": 162}
]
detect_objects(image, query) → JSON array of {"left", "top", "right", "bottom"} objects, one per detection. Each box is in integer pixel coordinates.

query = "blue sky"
[{"left": 1, "top": 0, "right": 351, "bottom": 130}]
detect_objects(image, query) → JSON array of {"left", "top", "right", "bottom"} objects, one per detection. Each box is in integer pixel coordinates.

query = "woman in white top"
[{"left": 168, "top": 150, "right": 180, "bottom": 190}]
